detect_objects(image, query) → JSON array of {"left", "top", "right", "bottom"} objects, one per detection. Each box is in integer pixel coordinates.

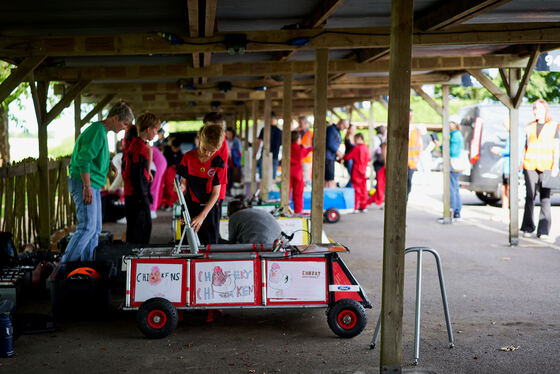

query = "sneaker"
[
  {"left": 521, "top": 230, "right": 534, "bottom": 238},
  {"left": 359, "top": 208, "right": 368, "bottom": 213},
  {"left": 437, "top": 217, "right": 452, "bottom": 224},
  {"left": 352, "top": 210, "right": 360, "bottom": 214},
  {"left": 538, "top": 234, "right": 554, "bottom": 243},
  {"left": 116, "top": 217, "right": 127, "bottom": 224},
  {"left": 150, "top": 211, "right": 158, "bottom": 219}
]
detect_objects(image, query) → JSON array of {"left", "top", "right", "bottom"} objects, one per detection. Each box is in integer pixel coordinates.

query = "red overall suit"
[
  {"left": 344, "top": 143, "right": 370, "bottom": 210},
  {"left": 290, "top": 143, "right": 312, "bottom": 213},
  {"left": 367, "top": 166, "right": 385, "bottom": 206}
]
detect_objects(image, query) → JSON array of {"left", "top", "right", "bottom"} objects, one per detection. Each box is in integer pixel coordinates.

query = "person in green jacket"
[{"left": 62, "top": 102, "right": 134, "bottom": 262}]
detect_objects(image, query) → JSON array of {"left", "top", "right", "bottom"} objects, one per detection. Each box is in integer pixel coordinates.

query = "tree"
[{"left": 0, "top": 61, "right": 29, "bottom": 166}]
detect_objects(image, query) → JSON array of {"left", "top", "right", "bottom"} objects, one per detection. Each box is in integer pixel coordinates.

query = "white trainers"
[
  {"left": 538, "top": 234, "right": 554, "bottom": 243},
  {"left": 521, "top": 231, "right": 534, "bottom": 238},
  {"left": 116, "top": 217, "right": 127, "bottom": 224},
  {"left": 151, "top": 210, "right": 158, "bottom": 219}
]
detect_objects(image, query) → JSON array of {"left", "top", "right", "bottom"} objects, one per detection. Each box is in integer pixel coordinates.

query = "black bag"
[{"left": 0, "top": 232, "right": 17, "bottom": 269}]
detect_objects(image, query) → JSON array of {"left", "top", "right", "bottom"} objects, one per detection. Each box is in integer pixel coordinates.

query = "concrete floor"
[{"left": 4, "top": 172, "right": 560, "bottom": 374}]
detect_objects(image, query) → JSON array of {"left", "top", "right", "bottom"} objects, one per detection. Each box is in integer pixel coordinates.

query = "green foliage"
[
  {"left": 525, "top": 71, "right": 560, "bottom": 103},
  {"left": 0, "top": 61, "right": 29, "bottom": 125},
  {"left": 48, "top": 136, "right": 75, "bottom": 158},
  {"left": 167, "top": 120, "right": 204, "bottom": 132}
]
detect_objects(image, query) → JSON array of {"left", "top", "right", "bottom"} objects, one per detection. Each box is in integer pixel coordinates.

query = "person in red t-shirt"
[
  {"left": 122, "top": 113, "right": 161, "bottom": 243},
  {"left": 343, "top": 133, "right": 370, "bottom": 212},
  {"left": 290, "top": 131, "right": 312, "bottom": 214},
  {"left": 176, "top": 124, "right": 226, "bottom": 244}
]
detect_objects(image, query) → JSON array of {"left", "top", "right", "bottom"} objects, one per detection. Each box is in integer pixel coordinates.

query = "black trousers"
[
  {"left": 521, "top": 169, "right": 551, "bottom": 236},
  {"left": 125, "top": 195, "right": 152, "bottom": 244},
  {"left": 186, "top": 200, "right": 221, "bottom": 245},
  {"left": 407, "top": 167, "right": 416, "bottom": 201}
]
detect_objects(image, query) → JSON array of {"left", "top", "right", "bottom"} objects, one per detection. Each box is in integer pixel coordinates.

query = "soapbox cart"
[{"left": 122, "top": 181, "right": 371, "bottom": 339}]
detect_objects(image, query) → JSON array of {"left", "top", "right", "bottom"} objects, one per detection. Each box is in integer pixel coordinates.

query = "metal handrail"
[{"left": 370, "top": 246, "right": 454, "bottom": 365}]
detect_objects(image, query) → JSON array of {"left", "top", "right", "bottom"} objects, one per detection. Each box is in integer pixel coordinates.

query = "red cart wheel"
[
  {"left": 137, "top": 298, "right": 178, "bottom": 339},
  {"left": 324, "top": 208, "right": 340, "bottom": 223},
  {"left": 327, "top": 299, "right": 367, "bottom": 338}
]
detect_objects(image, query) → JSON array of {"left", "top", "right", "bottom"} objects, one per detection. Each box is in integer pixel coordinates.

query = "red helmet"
[{"left": 67, "top": 267, "right": 101, "bottom": 279}]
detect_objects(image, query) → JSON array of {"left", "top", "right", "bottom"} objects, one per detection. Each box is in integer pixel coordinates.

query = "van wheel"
[{"left": 475, "top": 191, "right": 501, "bottom": 205}]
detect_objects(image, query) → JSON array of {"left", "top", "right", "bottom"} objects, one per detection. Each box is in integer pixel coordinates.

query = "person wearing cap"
[{"left": 449, "top": 114, "right": 465, "bottom": 220}]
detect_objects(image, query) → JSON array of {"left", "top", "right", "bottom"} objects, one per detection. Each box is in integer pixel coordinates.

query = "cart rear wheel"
[
  {"left": 324, "top": 208, "right": 340, "bottom": 223},
  {"left": 327, "top": 299, "right": 367, "bottom": 338},
  {"left": 137, "top": 298, "right": 178, "bottom": 339}
]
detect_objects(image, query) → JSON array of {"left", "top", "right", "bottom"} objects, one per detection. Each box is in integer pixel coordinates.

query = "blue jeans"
[
  {"left": 61, "top": 177, "right": 102, "bottom": 262},
  {"left": 450, "top": 171, "right": 462, "bottom": 216}
]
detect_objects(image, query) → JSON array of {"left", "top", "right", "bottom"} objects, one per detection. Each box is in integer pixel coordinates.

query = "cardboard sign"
[
  {"left": 134, "top": 262, "right": 183, "bottom": 303},
  {"left": 194, "top": 260, "right": 256, "bottom": 304},
  {"left": 266, "top": 260, "right": 327, "bottom": 303}
]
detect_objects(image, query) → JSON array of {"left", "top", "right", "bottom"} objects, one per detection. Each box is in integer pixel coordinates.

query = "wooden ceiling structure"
[
  {"left": 2, "top": 1, "right": 560, "bottom": 371},
  {"left": 1, "top": 1, "right": 559, "bottom": 121}
]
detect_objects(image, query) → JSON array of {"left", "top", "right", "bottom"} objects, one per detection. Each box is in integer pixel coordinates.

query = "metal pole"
[{"left": 413, "top": 249, "right": 423, "bottom": 365}]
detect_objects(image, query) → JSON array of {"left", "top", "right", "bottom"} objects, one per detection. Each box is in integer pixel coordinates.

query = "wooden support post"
[
  {"left": 74, "top": 94, "right": 81, "bottom": 140},
  {"left": 260, "top": 91, "right": 272, "bottom": 202},
  {"left": 30, "top": 78, "right": 51, "bottom": 250},
  {"left": 380, "top": 0, "right": 413, "bottom": 371},
  {"left": 80, "top": 94, "right": 114, "bottom": 126},
  {"left": 281, "top": 74, "right": 293, "bottom": 212},
  {"left": 467, "top": 69, "right": 513, "bottom": 108},
  {"left": 442, "top": 85, "right": 452, "bottom": 222},
  {"left": 509, "top": 68, "right": 521, "bottom": 246},
  {"left": 0, "top": 56, "right": 46, "bottom": 104},
  {"left": 311, "top": 48, "right": 328, "bottom": 244},
  {"left": 513, "top": 46, "right": 540, "bottom": 108},
  {"left": 250, "top": 101, "right": 259, "bottom": 196}
]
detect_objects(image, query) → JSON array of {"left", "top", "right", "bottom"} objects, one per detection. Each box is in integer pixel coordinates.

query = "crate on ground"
[{"left": 47, "top": 261, "right": 116, "bottom": 319}]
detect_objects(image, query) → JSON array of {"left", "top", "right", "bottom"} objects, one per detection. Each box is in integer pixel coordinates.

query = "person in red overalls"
[
  {"left": 290, "top": 131, "right": 313, "bottom": 214},
  {"left": 344, "top": 133, "right": 370, "bottom": 212}
]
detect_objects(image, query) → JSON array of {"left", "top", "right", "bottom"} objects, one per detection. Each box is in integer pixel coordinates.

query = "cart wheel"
[
  {"left": 324, "top": 208, "right": 340, "bottom": 223},
  {"left": 137, "top": 298, "right": 178, "bottom": 339},
  {"left": 327, "top": 299, "right": 367, "bottom": 338}
]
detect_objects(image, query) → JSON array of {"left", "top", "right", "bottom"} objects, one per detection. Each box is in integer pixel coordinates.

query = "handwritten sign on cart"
[
  {"left": 193, "top": 260, "right": 256, "bottom": 305},
  {"left": 266, "top": 260, "right": 327, "bottom": 303},
  {"left": 134, "top": 262, "right": 183, "bottom": 303}
]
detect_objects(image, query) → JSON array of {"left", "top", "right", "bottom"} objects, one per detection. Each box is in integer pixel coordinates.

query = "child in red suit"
[
  {"left": 343, "top": 133, "right": 370, "bottom": 212},
  {"left": 290, "top": 131, "right": 312, "bottom": 214}
]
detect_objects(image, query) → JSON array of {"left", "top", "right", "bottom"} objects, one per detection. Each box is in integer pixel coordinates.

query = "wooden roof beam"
[
  {"left": 416, "top": 0, "right": 512, "bottom": 31},
  {"left": 512, "top": 45, "right": 539, "bottom": 108},
  {"left": 0, "top": 55, "right": 46, "bottom": 104},
  {"left": 33, "top": 55, "right": 529, "bottom": 81},
  {"left": 80, "top": 94, "right": 115, "bottom": 126},
  {"left": 44, "top": 80, "right": 91, "bottom": 125},
  {"left": 467, "top": 69, "right": 512, "bottom": 108},
  {"left": 412, "top": 85, "right": 443, "bottom": 116},
  {"left": 276, "top": 0, "right": 345, "bottom": 61},
  {"left": 2, "top": 23, "right": 560, "bottom": 57},
  {"left": 202, "top": 0, "right": 217, "bottom": 80},
  {"left": 187, "top": 0, "right": 201, "bottom": 69}
]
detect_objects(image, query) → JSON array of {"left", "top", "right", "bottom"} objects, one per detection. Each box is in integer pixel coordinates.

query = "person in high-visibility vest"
[
  {"left": 408, "top": 109, "right": 422, "bottom": 200},
  {"left": 520, "top": 99, "right": 559, "bottom": 241},
  {"left": 298, "top": 116, "right": 313, "bottom": 186}
]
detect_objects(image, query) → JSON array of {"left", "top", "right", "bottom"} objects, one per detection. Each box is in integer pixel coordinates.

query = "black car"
[{"left": 458, "top": 103, "right": 560, "bottom": 204}]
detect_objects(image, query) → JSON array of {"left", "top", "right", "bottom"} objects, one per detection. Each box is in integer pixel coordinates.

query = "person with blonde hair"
[
  {"left": 177, "top": 124, "right": 227, "bottom": 244},
  {"left": 520, "top": 99, "right": 559, "bottom": 240},
  {"left": 122, "top": 112, "right": 161, "bottom": 244}
]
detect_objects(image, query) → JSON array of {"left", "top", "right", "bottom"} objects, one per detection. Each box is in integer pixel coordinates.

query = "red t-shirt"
[
  {"left": 344, "top": 143, "right": 370, "bottom": 179},
  {"left": 176, "top": 148, "right": 227, "bottom": 204},
  {"left": 290, "top": 142, "right": 312, "bottom": 177},
  {"left": 122, "top": 136, "right": 150, "bottom": 198}
]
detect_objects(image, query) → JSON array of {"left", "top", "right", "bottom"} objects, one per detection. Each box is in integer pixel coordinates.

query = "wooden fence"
[{"left": 0, "top": 157, "right": 76, "bottom": 248}]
